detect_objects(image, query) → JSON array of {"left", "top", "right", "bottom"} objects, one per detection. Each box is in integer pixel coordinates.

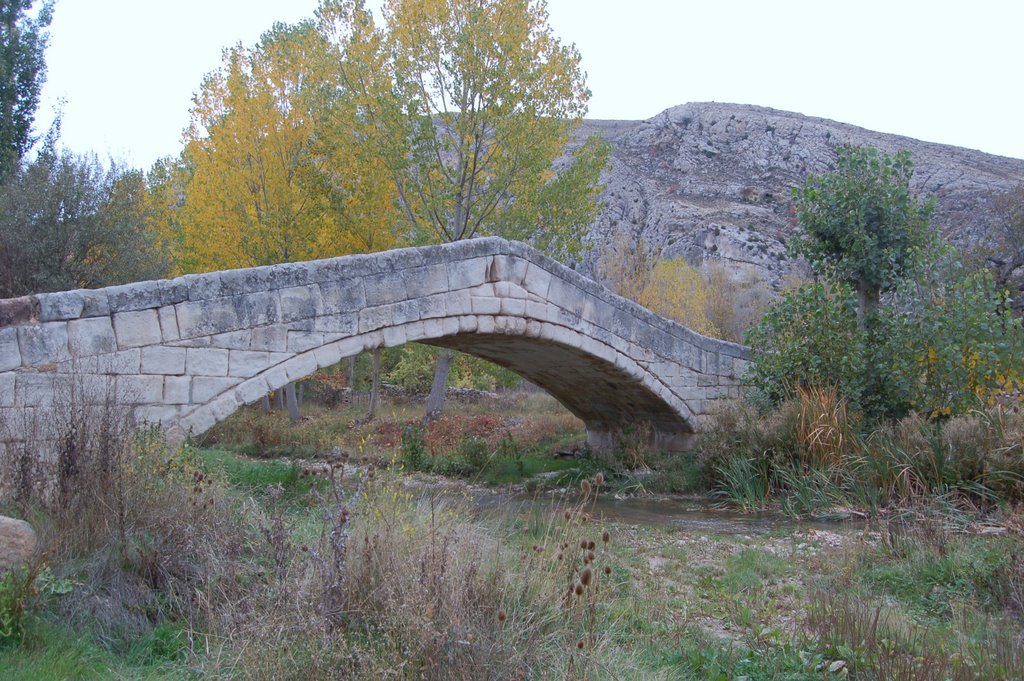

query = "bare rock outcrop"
[{"left": 578, "top": 103, "right": 1024, "bottom": 287}]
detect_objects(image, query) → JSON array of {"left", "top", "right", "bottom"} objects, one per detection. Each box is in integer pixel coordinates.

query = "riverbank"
[{"left": 2, "top": 392, "right": 1022, "bottom": 679}]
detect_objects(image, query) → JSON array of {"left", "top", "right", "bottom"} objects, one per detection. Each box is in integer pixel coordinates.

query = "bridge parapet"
[{"left": 0, "top": 238, "right": 749, "bottom": 451}]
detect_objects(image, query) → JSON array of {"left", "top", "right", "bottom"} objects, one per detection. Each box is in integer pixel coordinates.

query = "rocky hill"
[{"left": 577, "top": 103, "right": 1024, "bottom": 288}]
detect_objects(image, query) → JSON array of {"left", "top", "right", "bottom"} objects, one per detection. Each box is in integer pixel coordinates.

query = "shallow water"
[{"left": 436, "top": 483, "right": 865, "bottom": 535}]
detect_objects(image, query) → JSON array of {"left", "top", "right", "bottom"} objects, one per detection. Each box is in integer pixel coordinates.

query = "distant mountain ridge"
[{"left": 576, "top": 102, "right": 1024, "bottom": 288}]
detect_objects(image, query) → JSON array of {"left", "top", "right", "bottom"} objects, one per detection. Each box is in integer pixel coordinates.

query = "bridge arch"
[{"left": 0, "top": 238, "right": 749, "bottom": 451}]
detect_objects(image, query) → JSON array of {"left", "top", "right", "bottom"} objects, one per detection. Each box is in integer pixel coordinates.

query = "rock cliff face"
[{"left": 577, "top": 103, "right": 1024, "bottom": 287}]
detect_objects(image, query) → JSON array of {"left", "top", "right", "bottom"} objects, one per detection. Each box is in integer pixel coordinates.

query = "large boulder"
[{"left": 0, "top": 515, "right": 37, "bottom": 573}]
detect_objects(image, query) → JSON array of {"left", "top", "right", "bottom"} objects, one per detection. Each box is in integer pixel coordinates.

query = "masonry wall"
[{"left": 0, "top": 238, "right": 750, "bottom": 446}]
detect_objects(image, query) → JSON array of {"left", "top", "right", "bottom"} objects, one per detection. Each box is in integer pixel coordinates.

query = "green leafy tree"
[
  {"left": 748, "top": 147, "right": 1024, "bottom": 419},
  {"left": 0, "top": 0, "right": 52, "bottom": 179},
  {"left": 791, "top": 146, "right": 935, "bottom": 325},
  {"left": 0, "top": 135, "right": 169, "bottom": 297},
  {"left": 319, "top": 0, "right": 609, "bottom": 419}
]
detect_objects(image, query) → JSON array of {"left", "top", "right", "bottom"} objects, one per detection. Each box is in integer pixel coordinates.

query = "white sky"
[{"left": 37, "top": 0, "right": 1024, "bottom": 170}]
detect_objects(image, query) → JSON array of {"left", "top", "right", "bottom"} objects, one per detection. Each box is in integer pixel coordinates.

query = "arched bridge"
[{"left": 0, "top": 238, "right": 749, "bottom": 451}]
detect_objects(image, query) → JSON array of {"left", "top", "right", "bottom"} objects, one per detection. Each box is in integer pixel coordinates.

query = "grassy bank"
[{"left": 2, "top": 390, "right": 1023, "bottom": 678}]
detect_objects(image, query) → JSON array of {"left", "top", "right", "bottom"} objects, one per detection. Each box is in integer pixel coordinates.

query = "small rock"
[{"left": 0, "top": 516, "right": 37, "bottom": 573}]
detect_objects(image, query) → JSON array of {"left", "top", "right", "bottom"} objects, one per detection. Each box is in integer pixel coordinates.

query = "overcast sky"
[{"left": 36, "top": 0, "right": 1024, "bottom": 169}]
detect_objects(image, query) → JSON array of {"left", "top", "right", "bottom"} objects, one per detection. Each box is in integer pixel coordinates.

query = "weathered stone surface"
[
  {"left": 0, "top": 516, "right": 36, "bottom": 573},
  {"left": 578, "top": 103, "right": 1024, "bottom": 295},
  {"left": 141, "top": 347, "right": 187, "bottom": 375},
  {"left": 68, "top": 317, "right": 117, "bottom": 357},
  {"left": 36, "top": 291, "right": 84, "bottom": 321},
  {"left": 191, "top": 376, "right": 241, "bottom": 403},
  {"left": 0, "top": 238, "right": 751, "bottom": 452},
  {"left": 0, "top": 328, "right": 20, "bottom": 372},
  {"left": 0, "top": 297, "right": 36, "bottom": 328},
  {"left": 113, "top": 310, "right": 161, "bottom": 348},
  {"left": 185, "top": 348, "right": 229, "bottom": 377},
  {"left": 17, "top": 322, "right": 70, "bottom": 365}
]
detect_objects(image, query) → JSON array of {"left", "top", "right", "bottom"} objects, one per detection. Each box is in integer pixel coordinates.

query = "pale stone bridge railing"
[{"left": 0, "top": 238, "right": 749, "bottom": 451}]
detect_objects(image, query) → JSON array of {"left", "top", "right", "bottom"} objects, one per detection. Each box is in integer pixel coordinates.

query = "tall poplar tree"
[
  {"left": 0, "top": 0, "right": 52, "bottom": 179},
  {"left": 319, "top": 0, "right": 609, "bottom": 419}
]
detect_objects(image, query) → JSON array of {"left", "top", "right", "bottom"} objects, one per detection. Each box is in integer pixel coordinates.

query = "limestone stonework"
[{"left": 0, "top": 238, "right": 749, "bottom": 450}]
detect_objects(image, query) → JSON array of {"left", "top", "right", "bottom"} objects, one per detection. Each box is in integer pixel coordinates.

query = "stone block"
[
  {"left": 178, "top": 407, "right": 217, "bottom": 438},
  {"left": 363, "top": 272, "right": 408, "bottom": 306},
  {"left": 282, "top": 353, "right": 318, "bottom": 382},
  {"left": 116, "top": 375, "right": 164, "bottom": 403},
  {"left": 312, "top": 343, "right": 342, "bottom": 369},
  {"left": 313, "top": 313, "right": 357, "bottom": 334},
  {"left": 207, "top": 330, "right": 252, "bottom": 350},
  {"left": 358, "top": 305, "right": 393, "bottom": 334},
  {"left": 332, "top": 336, "right": 365, "bottom": 361},
  {"left": 278, "top": 285, "right": 322, "bottom": 323},
  {"left": 208, "top": 393, "right": 240, "bottom": 423},
  {"left": 163, "top": 376, "right": 191, "bottom": 404},
  {"left": 404, "top": 321, "right": 428, "bottom": 343},
  {"left": 234, "top": 291, "right": 281, "bottom": 329},
  {"left": 447, "top": 257, "right": 489, "bottom": 290},
  {"left": 36, "top": 291, "right": 84, "bottom": 321},
  {"left": 229, "top": 350, "right": 290, "bottom": 378},
  {"left": 477, "top": 316, "right": 496, "bottom": 335},
  {"left": 79, "top": 290, "right": 110, "bottom": 317},
  {"left": 235, "top": 376, "right": 270, "bottom": 405},
  {"left": 105, "top": 280, "right": 163, "bottom": 312},
  {"left": 158, "top": 307, "right": 180, "bottom": 342},
  {"left": 263, "top": 365, "right": 290, "bottom": 392},
  {"left": 383, "top": 325, "right": 406, "bottom": 348},
  {"left": 403, "top": 263, "right": 449, "bottom": 297},
  {"left": 0, "top": 296, "right": 35, "bottom": 328},
  {"left": 183, "top": 272, "right": 226, "bottom": 301},
  {"left": 191, "top": 376, "right": 241, "bottom": 403},
  {"left": 0, "top": 328, "right": 21, "bottom": 372},
  {"left": 251, "top": 325, "right": 288, "bottom": 352},
  {"left": 112, "top": 310, "right": 161, "bottom": 349},
  {"left": 0, "top": 372, "right": 15, "bottom": 407},
  {"left": 18, "top": 322, "right": 70, "bottom": 366},
  {"left": 174, "top": 298, "right": 239, "bottom": 339},
  {"left": 185, "top": 348, "right": 229, "bottom": 376},
  {"left": 141, "top": 347, "right": 187, "bottom": 375},
  {"left": 522, "top": 263, "right": 552, "bottom": 298},
  {"left": 421, "top": 318, "right": 444, "bottom": 339},
  {"left": 96, "top": 349, "right": 141, "bottom": 374},
  {"left": 287, "top": 331, "right": 323, "bottom": 354},
  {"left": 133, "top": 404, "right": 182, "bottom": 427},
  {"left": 471, "top": 297, "right": 501, "bottom": 315},
  {"left": 458, "top": 316, "right": 478, "bottom": 333},
  {"left": 441, "top": 317, "right": 460, "bottom": 336},
  {"left": 318, "top": 279, "right": 366, "bottom": 315},
  {"left": 159, "top": 279, "right": 189, "bottom": 306},
  {"left": 15, "top": 373, "right": 59, "bottom": 407},
  {"left": 500, "top": 299, "right": 526, "bottom": 317}
]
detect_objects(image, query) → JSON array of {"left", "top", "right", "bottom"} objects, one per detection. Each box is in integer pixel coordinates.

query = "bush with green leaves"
[{"left": 747, "top": 146, "right": 1024, "bottom": 419}]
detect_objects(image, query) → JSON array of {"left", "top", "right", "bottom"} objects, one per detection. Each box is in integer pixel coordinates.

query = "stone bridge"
[{"left": 0, "top": 238, "right": 749, "bottom": 451}]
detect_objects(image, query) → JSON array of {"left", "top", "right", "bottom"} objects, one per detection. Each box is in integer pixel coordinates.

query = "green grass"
[
  {"left": 196, "top": 448, "right": 324, "bottom": 501},
  {"left": 0, "top": 618, "right": 188, "bottom": 681}
]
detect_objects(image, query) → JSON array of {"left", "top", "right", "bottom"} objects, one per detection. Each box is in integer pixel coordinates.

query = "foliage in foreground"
[
  {"left": 699, "top": 390, "right": 1024, "bottom": 514},
  {"left": 748, "top": 146, "right": 1024, "bottom": 420}
]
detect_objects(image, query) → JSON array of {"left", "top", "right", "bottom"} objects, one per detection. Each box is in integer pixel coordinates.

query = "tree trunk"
[
  {"left": 276, "top": 388, "right": 285, "bottom": 410},
  {"left": 424, "top": 351, "right": 454, "bottom": 422},
  {"left": 367, "top": 347, "right": 381, "bottom": 420},
  {"left": 346, "top": 355, "right": 356, "bottom": 388},
  {"left": 285, "top": 382, "right": 300, "bottom": 424},
  {"left": 260, "top": 394, "right": 271, "bottom": 413},
  {"left": 856, "top": 280, "right": 880, "bottom": 332}
]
